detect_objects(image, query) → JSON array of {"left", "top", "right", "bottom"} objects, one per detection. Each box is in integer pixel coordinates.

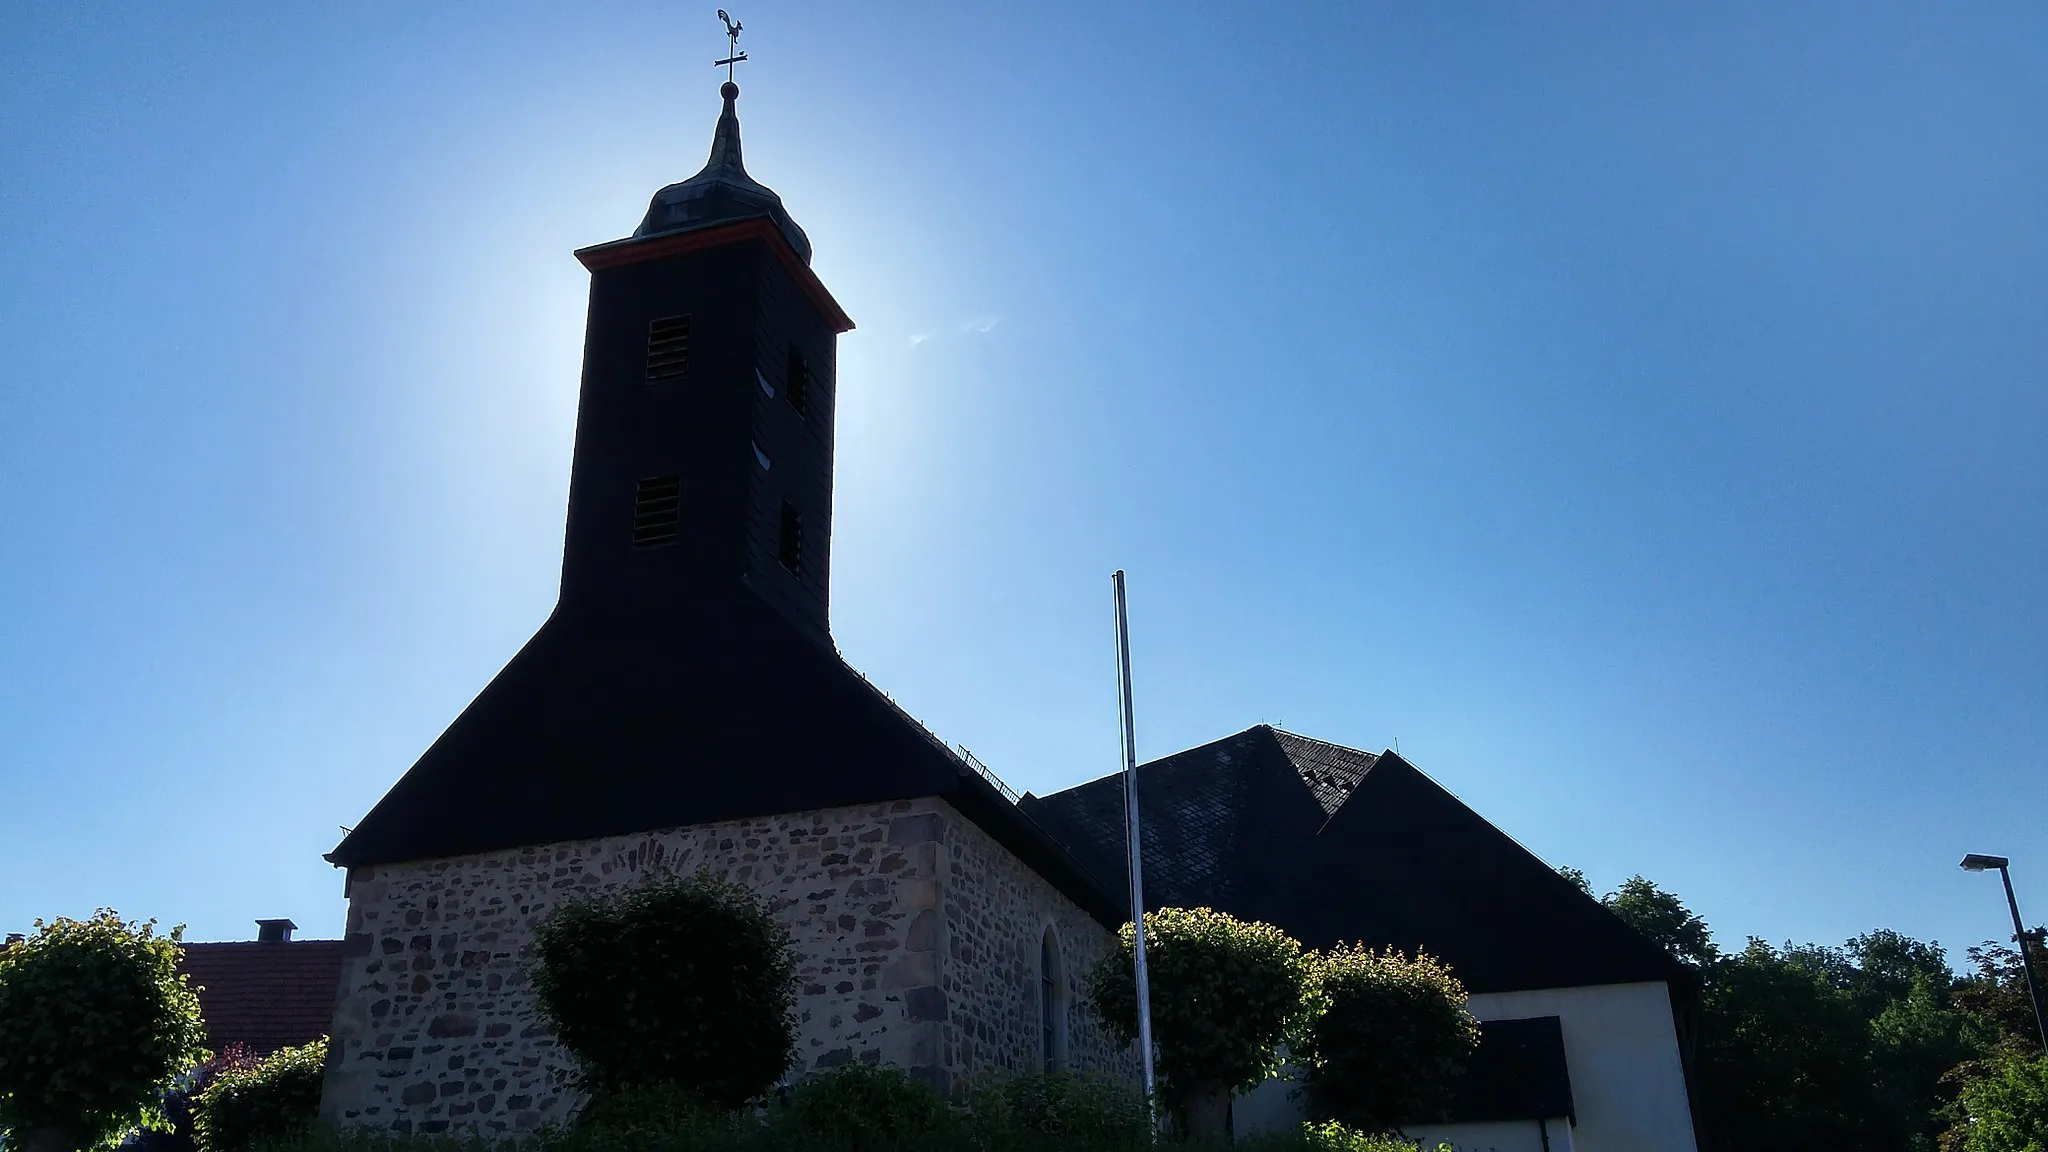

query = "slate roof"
[
  {"left": 328, "top": 591, "right": 1122, "bottom": 928},
  {"left": 1024, "top": 725, "right": 1692, "bottom": 995},
  {"left": 178, "top": 940, "right": 344, "bottom": 1055},
  {"left": 1021, "top": 728, "right": 1341, "bottom": 922}
]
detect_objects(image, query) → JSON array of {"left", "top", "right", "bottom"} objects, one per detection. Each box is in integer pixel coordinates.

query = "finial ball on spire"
[{"left": 722, "top": 81, "right": 739, "bottom": 101}]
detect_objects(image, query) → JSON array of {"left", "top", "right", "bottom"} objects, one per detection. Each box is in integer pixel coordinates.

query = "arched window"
[{"left": 1040, "top": 926, "right": 1067, "bottom": 1071}]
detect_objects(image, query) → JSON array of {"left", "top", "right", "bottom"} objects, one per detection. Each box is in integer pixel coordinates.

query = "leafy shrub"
[
  {"left": 771, "top": 1062, "right": 959, "bottom": 1150},
  {"left": 249, "top": 1101, "right": 1461, "bottom": 1152},
  {"left": 192, "top": 1037, "right": 327, "bottom": 1152},
  {"left": 1237, "top": 1120, "right": 1442, "bottom": 1152},
  {"left": 532, "top": 869, "right": 799, "bottom": 1109},
  {"left": 1291, "top": 945, "right": 1480, "bottom": 1133},
  {"left": 575, "top": 1080, "right": 737, "bottom": 1142},
  {"left": 1089, "top": 907, "right": 1311, "bottom": 1143},
  {"left": 131, "top": 1046, "right": 263, "bottom": 1152},
  {"left": 0, "top": 911, "right": 209, "bottom": 1152},
  {"left": 964, "top": 1071, "right": 1153, "bottom": 1151}
]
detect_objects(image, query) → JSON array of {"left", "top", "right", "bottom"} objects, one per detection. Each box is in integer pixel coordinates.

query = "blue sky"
[{"left": 2, "top": 3, "right": 2043, "bottom": 962}]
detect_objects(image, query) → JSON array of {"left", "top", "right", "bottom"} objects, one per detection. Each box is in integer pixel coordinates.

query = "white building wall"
[
  {"left": 1229, "top": 982, "right": 1694, "bottom": 1152},
  {"left": 1231, "top": 1050, "right": 1304, "bottom": 1140},
  {"left": 1464, "top": 982, "right": 1695, "bottom": 1152}
]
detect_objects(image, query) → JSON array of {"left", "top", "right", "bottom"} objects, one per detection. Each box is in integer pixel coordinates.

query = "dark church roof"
[
  {"left": 178, "top": 939, "right": 345, "bottom": 1055},
  {"left": 1022, "top": 726, "right": 1693, "bottom": 996},
  {"left": 327, "top": 591, "right": 1123, "bottom": 928},
  {"left": 634, "top": 81, "right": 813, "bottom": 264}
]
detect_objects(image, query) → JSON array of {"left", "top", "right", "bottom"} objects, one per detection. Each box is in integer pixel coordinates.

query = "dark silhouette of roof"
[
  {"left": 178, "top": 939, "right": 345, "bottom": 1054},
  {"left": 327, "top": 591, "right": 1122, "bottom": 928},
  {"left": 1023, "top": 725, "right": 1692, "bottom": 995}
]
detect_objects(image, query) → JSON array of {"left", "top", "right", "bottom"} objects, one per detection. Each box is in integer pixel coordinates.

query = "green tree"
[
  {"left": 1849, "top": 930, "right": 1956, "bottom": 1019},
  {"left": 531, "top": 869, "right": 799, "bottom": 1110},
  {"left": 1696, "top": 938, "right": 1878, "bottom": 1146},
  {"left": 1556, "top": 867, "right": 1594, "bottom": 897},
  {"left": 1953, "top": 939, "right": 2048, "bottom": 1057},
  {"left": 1835, "top": 934, "right": 1974, "bottom": 1151},
  {"left": 1951, "top": 1051, "right": 2048, "bottom": 1152},
  {"left": 1575, "top": 875, "right": 2002, "bottom": 1151},
  {"left": 1868, "top": 970, "right": 1975, "bottom": 1151},
  {"left": 1291, "top": 946, "right": 1481, "bottom": 1134},
  {"left": 0, "top": 912, "right": 210, "bottom": 1152},
  {"left": 1089, "top": 907, "right": 1312, "bottom": 1143},
  {"left": 1603, "top": 875, "right": 1719, "bottom": 968}
]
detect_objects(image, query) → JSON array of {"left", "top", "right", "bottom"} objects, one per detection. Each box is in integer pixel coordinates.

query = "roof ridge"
[
  {"left": 1037, "top": 724, "right": 1278, "bottom": 798},
  {"left": 1265, "top": 726, "right": 1382, "bottom": 758}
]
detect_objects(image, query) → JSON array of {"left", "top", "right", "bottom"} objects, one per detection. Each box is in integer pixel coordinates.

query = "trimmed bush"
[
  {"left": 1291, "top": 945, "right": 1479, "bottom": 1134},
  {"left": 0, "top": 911, "right": 209, "bottom": 1152},
  {"left": 532, "top": 869, "right": 799, "bottom": 1109},
  {"left": 192, "top": 1037, "right": 327, "bottom": 1152},
  {"left": 1089, "top": 907, "right": 1311, "bottom": 1144},
  {"left": 772, "top": 1062, "right": 959, "bottom": 1150}
]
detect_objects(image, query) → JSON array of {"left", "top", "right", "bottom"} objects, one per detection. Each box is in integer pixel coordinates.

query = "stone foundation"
[{"left": 321, "top": 797, "right": 1137, "bottom": 1133}]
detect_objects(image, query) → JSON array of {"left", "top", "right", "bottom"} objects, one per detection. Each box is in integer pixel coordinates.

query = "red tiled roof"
[{"left": 177, "top": 940, "right": 345, "bottom": 1055}]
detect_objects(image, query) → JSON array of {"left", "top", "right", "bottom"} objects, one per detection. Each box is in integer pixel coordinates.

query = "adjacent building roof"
[
  {"left": 1023, "top": 725, "right": 1692, "bottom": 995},
  {"left": 178, "top": 939, "right": 345, "bottom": 1055}
]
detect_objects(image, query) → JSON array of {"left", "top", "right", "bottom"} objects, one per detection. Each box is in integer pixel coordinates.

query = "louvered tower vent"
[
  {"left": 633, "top": 476, "right": 681, "bottom": 547},
  {"left": 645, "top": 314, "right": 691, "bottom": 382}
]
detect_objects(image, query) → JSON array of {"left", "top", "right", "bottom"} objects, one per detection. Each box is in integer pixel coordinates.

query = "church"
[{"left": 317, "top": 76, "right": 1703, "bottom": 1152}]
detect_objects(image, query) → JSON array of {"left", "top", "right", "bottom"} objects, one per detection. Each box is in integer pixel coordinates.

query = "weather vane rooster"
[{"left": 715, "top": 10, "right": 747, "bottom": 82}]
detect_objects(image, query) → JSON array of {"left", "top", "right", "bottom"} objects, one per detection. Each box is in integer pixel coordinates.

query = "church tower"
[{"left": 564, "top": 79, "right": 852, "bottom": 644}]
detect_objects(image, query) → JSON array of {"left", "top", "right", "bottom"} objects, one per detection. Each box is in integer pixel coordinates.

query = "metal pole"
[
  {"left": 1113, "top": 570, "right": 1159, "bottom": 1116},
  {"left": 1996, "top": 864, "right": 2048, "bottom": 1056}
]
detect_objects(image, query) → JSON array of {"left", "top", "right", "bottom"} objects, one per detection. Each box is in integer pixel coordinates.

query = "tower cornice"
[{"left": 573, "top": 216, "right": 855, "bottom": 334}]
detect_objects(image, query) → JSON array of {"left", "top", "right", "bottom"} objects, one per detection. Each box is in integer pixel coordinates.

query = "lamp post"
[{"left": 1960, "top": 853, "right": 2048, "bottom": 1056}]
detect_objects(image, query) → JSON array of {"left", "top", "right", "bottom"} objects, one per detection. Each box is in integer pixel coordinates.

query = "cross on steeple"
[{"left": 715, "top": 9, "right": 748, "bottom": 82}]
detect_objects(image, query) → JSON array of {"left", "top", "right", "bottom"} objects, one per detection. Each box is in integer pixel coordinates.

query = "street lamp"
[{"left": 1960, "top": 853, "right": 2048, "bottom": 1055}]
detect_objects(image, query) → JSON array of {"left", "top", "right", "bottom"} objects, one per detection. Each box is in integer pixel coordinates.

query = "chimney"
[
  {"left": 4, "top": 933, "right": 22, "bottom": 947},
  {"left": 255, "top": 918, "right": 297, "bottom": 944}
]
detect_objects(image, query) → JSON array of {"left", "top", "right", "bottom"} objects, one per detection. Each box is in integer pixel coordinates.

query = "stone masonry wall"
[
  {"left": 322, "top": 799, "right": 953, "bottom": 1134},
  {"left": 322, "top": 796, "right": 1136, "bottom": 1134},
  {"left": 932, "top": 805, "right": 1138, "bottom": 1086}
]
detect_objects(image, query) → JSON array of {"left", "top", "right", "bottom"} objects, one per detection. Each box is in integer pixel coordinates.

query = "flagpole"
[{"left": 1112, "top": 570, "right": 1158, "bottom": 1117}]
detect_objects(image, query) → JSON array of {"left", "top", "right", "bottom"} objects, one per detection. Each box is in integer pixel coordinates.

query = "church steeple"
[
  {"left": 560, "top": 80, "right": 853, "bottom": 646},
  {"left": 327, "top": 63, "right": 1005, "bottom": 887}
]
